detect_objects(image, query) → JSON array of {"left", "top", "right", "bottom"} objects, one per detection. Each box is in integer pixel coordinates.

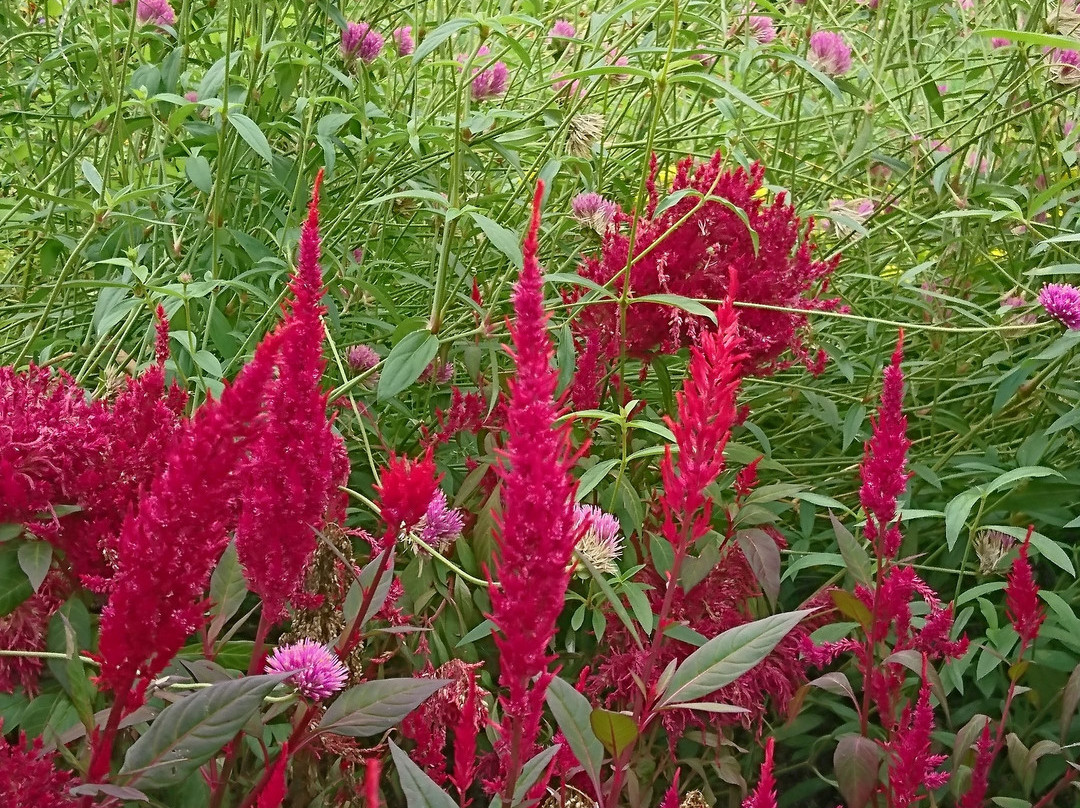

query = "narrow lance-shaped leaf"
[
  {"left": 317, "top": 678, "right": 450, "bottom": 737},
  {"left": 545, "top": 677, "right": 604, "bottom": 800},
  {"left": 658, "top": 609, "right": 813, "bottom": 707},
  {"left": 389, "top": 739, "right": 459, "bottom": 808}
]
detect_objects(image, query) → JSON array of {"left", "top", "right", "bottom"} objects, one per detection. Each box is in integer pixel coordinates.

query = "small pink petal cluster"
[
  {"left": 606, "top": 48, "right": 630, "bottom": 82},
  {"left": 548, "top": 19, "right": 576, "bottom": 41},
  {"left": 342, "top": 22, "right": 384, "bottom": 65},
  {"left": 1049, "top": 48, "right": 1080, "bottom": 85},
  {"left": 136, "top": 0, "right": 175, "bottom": 27},
  {"left": 1005, "top": 530, "right": 1045, "bottom": 649},
  {"left": 808, "top": 31, "right": 852, "bottom": 76},
  {"left": 393, "top": 26, "right": 415, "bottom": 57},
  {"left": 346, "top": 344, "right": 380, "bottom": 374},
  {"left": 570, "top": 151, "right": 841, "bottom": 407},
  {"left": 467, "top": 46, "right": 509, "bottom": 101},
  {"left": 489, "top": 182, "right": 579, "bottom": 793},
  {"left": 859, "top": 338, "right": 912, "bottom": 558},
  {"left": 742, "top": 737, "right": 778, "bottom": 808},
  {"left": 572, "top": 503, "right": 623, "bottom": 573},
  {"left": 0, "top": 575, "right": 66, "bottom": 695},
  {"left": 265, "top": 639, "right": 348, "bottom": 701},
  {"left": 732, "top": 15, "right": 777, "bottom": 44},
  {"left": 991, "top": 36, "right": 1011, "bottom": 48},
  {"left": 571, "top": 191, "right": 618, "bottom": 234},
  {"left": 957, "top": 724, "right": 995, "bottom": 808},
  {"left": 235, "top": 170, "right": 346, "bottom": 622},
  {"left": 0, "top": 725, "right": 80, "bottom": 806},
  {"left": 417, "top": 489, "right": 464, "bottom": 551},
  {"left": 1038, "top": 282, "right": 1080, "bottom": 329}
]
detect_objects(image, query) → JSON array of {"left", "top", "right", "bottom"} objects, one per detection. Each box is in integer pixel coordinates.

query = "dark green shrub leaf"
[
  {"left": 546, "top": 677, "right": 604, "bottom": 799},
  {"left": 389, "top": 739, "right": 458, "bottom": 808},
  {"left": 317, "top": 678, "right": 449, "bottom": 737},
  {"left": 378, "top": 330, "right": 439, "bottom": 400},
  {"left": 0, "top": 544, "right": 33, "bottom": 617}
]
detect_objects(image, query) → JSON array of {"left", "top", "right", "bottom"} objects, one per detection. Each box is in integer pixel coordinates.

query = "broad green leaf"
[
  {"left": 185, "top": 156, "right": 212, "bottom": 194},
  {"left": 834, "top": 734, "right": 882, "bottom": 808},
  {"left": 389, "top": 739, "right": 458, "bottom": 808},
  {"left": 471, "top": 213, "right": 523, "bottom": 269},
  {"left": 983, "top": 466, "right": 1062, "bottom": 496},
  {"left": 575, "top": 459, "right": 619, "bottom": 501},
  {"left": 317, "top": 678, "right": 450, "bottom": 737},
  {"left": 0, "top": 544, "right": 33, "bottom": 617},
  {"left": 545, "top": 677, "right": 604, "bottom": 799},
  {"left": 378, "top": 330, "right": 439, "bottom": 400},
  {"left": 945, "top": 489, "right": 982, "bottom": 551},
  {"left": 589, "top": 709, "right": 638, "bottom": 757},
  {"left": 120, "top": 673, "right": 288, "bottom": 789},
  {"left": 662, "top": 702, "right": 748, "bottom": 714},
  {"left": 830, "top": 513, "right": 872, "bottom": 588},
  {"left": 668, "top": 71, "right": 778, "bottom": 120},
  {"left": 229, "top": 113, "right": 274, "bottom": 165},
  {"left": 17, "top": 541, "right": 52, "bottom": 592},
  {"left": 208, "top": 541, "right": 247, "bottom": 640},
  {"left": 631, "top": 294, "right": 717, "bottom": 324},
  {"left": 81, "top": 159, "right": 103, "bottom": 195},
  {"left": 412, "top": 18, "right": 475, "bottom": 63},
  {"left": 513, "top": 745, "right": 563, "bottom": 804},
  {"left": 659, "top": 610, "right": 813, "bottom": 706}
]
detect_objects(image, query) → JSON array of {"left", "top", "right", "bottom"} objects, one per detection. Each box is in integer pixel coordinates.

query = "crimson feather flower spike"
[
  {"left": 1005, "top": 525, "right": 1045, "bottom": 650},
  {"left": 235, "top": 168, "right": 346, "bottom": 622},
  {"left": 489, "top": 181, "right": 579, "bottom": 796}
]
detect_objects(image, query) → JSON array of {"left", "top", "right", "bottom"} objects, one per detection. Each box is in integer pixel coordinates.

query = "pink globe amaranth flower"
[
  {"left": 991, "top": 36, "right": 1011, "bottom": 48},
  {"left": 417, "top": 488, "right": 464, "bottom": 551},
  {"left": 552, "top": 72, "right": 584, "bottom": 99},
  {"left": 732, "top": 15, "right": 777, "bottom": 45},
  {"left": 548, "top": 19, "right": 576, "bottom": 41},
  {"left": 265, "top": 639, "right": 348, "bottom": 701},
  {"left": 489, "top": 182, "right": 578, "bottom": 794},
  {"left": 183, "top": 90, "right": 198, "bottom": 103},
  {"left": 808, "top": 30, "right": 852, "bottom": 76},
  {"left": 1049, "top": 48, "right": 1080, "bottom": 85},
  {"left": 235, "top": 170, "right": 346, "bottom": 622},
  {"left": 1039, "top": 282, "right": 1080, "bottom": 329},
  {"left": 1064, "top": 119, "right": 1077, "bottom": 137},
  {"left": 393, "top": 26, "right": 415, "bottom": 57},
  {"left": 571, "top": 191, "right": 618, "bottom": 234},
  {"left": 466, "top": 46, "right": 509, "bottom": 102},
  {"left": 342, "top": 22, "right": 384, "bottom": 65},
  {"left": 606, "top": 48, "right": 630, "bottom": 82},
  {"left": 136, "top": 0, "right": 175, "bottom": 26},
  {"left": 965, "top": 151, "right": 990, "bottom": 175},
  {"left": 346, "top": 344, "right": 380, "bottom": 373},
  {"left": 572, "top": 503, "right": 622, "bottom": 573}
]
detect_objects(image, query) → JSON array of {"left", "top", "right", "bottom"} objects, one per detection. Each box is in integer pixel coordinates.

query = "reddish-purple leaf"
[{"left": 834, "top": 734, "right": 881, "bottom": 808}]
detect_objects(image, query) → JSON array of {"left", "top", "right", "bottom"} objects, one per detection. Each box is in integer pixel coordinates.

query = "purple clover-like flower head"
[
  {"left": 346, "top": 344, "right": 380, "bottom": 373},
  {"left": 342, "top": 22, "right": 384, "bottom": 65},
  {"left": 808, "top": 31, "right": 852, "bottom": 76},
  {"left": 265, "top": 639, "right": 348, "bottom": 701},
  {"left": 746, "top": 16, "right": 777, "bottom": 44},
  {"left": 418, "top": 489, "right": 464, "bottom": 551},
  {"left": 572, "top": 504, "right": 623, "bottom": 574},
  {"left": 136, "top": 0, "right": 175, "bottom": 27},
  {"left": 1049, "top": 48, "right": 1080, "bottom": 86},
  {"left": 467, "top": 47, "right": 509, "bottom": 102},
  {"left": 1039, "top": 283, "right": 1080, "bottom": 329},
  {"left": 572, "top": 192, "right": 619, "bottom": 234},
  {"left": 549, "top": 19, "right": 577, "bottom": 41},
  {"left": 393, "top": 26, "right": 415, "bottom": 57}
]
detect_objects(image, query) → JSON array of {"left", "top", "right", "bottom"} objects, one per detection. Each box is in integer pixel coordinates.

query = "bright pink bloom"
[
  {"left": 606, "top": 49, "right": 630, "bottom": 82},
  {"left": 1039, "top": 282, "right": 1080, "bottom": 329},
  {"left": 418, "top": 489, "right": 464, "bottom": 551},
  {"left": 489, "top": 182, "right": 578, "bottom": 790},
  {"left": 886, "top": 660, "right": 949, "bottom": 806},
  {"left": 570, "top": 152, "right": 840, "bottom": 403},
  {"left": 0, "top": 574, "right": 66, "bottom": 695},
  {"left": 0, "top": 726, "right": 80, "bottom": 805},
  {"left": 1005, "top": 529, "right": 1045, "bottom": 649},
  {"left": 347, "top": 344, "right": 380, "bottom": 373},
  {"left": 743, "top": 737, "right": 778, "bottom": 808},
  {"left": 733, "top": 16, "right": 777, "bottom": 44},
  {"left": 265, "top": 639, "right": 348, "bottom": 701},
  {"left": 136, "top": 0, "right": 175, "bottom": 27},
  {"left": 859, "top": 336, "right": 911, "bottom": 558},
  {"left": 393, "top": 26, "right": 415, "bottom": 57},
  {"left": 255, "top": 742, "right": 289, "bottom": 808},
  {"left": 991, "top": 36, "right": 1011, "bottom": 48},
  {"left": 467, "top": 47, "right": 509, "bottom": 101},
  {"left": 808, "top": 31, "right": 852, "bottom": 76},
  {"left": 342, "top": 22, "right": 384, "bottom": 64},
  {"left": 548, "top": 19, "right": 576, "bottom": 41},
  {"left": 236, "top": 170, "right": 345, "bottom": 621},
  {"left": 376, "top": 450, "right": 440, "bottom": 542},
  {"left": 571, "top": 191, "right": 618, "bottom": 233},
  {"left": 97, "top": 324, "right": 283, "bottom": 705},
  {"left": 658, "top": 771, "right": 681, "bottom": 808}
]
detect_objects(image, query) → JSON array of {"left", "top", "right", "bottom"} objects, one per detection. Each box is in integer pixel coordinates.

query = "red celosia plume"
[
  {"left": 0, "top": 724, "right": 80, "bottom": 806},
  {"left": 375, "top": 448, "right": 440, "bottom": 544},
  {"left": 742, "top": 737, "right": 778, "bottom": 808},
  {"left": 885, "top": 658, "right": 949, "bottom": 807},
  {"left": 1005, "top": 526, "right": 1044, "bottom": 650},
  {"left": 488, "top": 180, "right": 579, "bottom": 795},
  {"left": 236, "top": 169, "right": 346, "bottom": 621}
]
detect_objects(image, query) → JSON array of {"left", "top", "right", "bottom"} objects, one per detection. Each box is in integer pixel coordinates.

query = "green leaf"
[
  {"left": 81, "top": 159, "right": 103, "bottom": 195},
  {"left": 589, "top": 709, "right": 638, "bottom": 757},
  {"left": 455, "top": 619, "right": 495, "bottom": 647},
  {"left": 983, "top": 466, "right": 1063, "bottom": 496},
  {"left": 412, "top": 18, "right": 475, "bottom": 64},
  {"left": 513, "top": 745, "right": 563, "bottom": 803},
  {"left": 631, "top": 294, "right": 717, "bottom": 324},
  {"left": 208, "top": 541, "right": 247, "bottom": 641},
  {"left": 545, "top": 677, "right": 604, "bottom": 799},
  {"left": 229, "top": 113, "right": 274, "bottom": 166},
  {"left": 658, "top": 610, "right": 813, "bottom": 706},
  {"left": 120, "top": 673, "right": 288, "bottom": 789},
  {"left": 186, "top": 156, "right": 212, "bottom": 193},
  {"left": 17, "top": 541, "right": 52, "bottom": 593},
  {"left": 378, "top": 330, "right": 439, "bottom": 400},
  {"left": 830, "top": 513, "right": 872, "bottom": 588},
  {"left": 0, "top": 544, "right": 33, "bottom": 617},
  {"left": 0, "top": 524, "right": 23, "bottom": 542},
  {"left": 668, "top": 71, "right": 778, "bottom": 120},
  {"left": 945, "top": 489, "right": 982, "bottom": 551},
  {"left": 985, "top": 525, "right": 1075, "bottom": 576},
  {"left": 470, "top": 213, "right": 523, "bottom": 269},
  {"left": 834, "top": 734, "right": 882, "bottom": 808},
  {"left": 317, "top": 678, "right": 450, "bottom": 737},
  {"left": 575, "top": 459, "right": 619, "bottom": 502},
  {"left": 734, "top": 528, "right": 780, "bottom": 605},
  {"left": 389, "top": 739, "right": 458, "bottom": 808}
]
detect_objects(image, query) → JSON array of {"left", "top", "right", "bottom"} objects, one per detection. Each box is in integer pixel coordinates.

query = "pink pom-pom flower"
[{"left": 265, "top": 639, "right": 348, "bottom": 701}]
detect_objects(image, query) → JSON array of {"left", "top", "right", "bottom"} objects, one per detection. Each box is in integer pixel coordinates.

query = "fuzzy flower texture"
[
  {"left": 342, "top": 22, "right": 384, "bottom": 65},
  {"left": 571, "top": 151, "right": 840, "bottom": 407},
  {"left": 265, "top": 639, "right": 348, "bottom": 701},
  {"left": 136, "top": 0, "right": 175, "bottom": 27},
  {"left": 808, "top": 31, "right": 852, "bottom": 76},
  {"left": 1039, "top": 282, "right": 1080, "bottom": 329}
]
